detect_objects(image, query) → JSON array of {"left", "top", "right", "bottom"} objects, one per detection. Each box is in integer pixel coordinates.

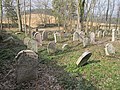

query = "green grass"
[
  {"left": 1, "top": 30, "right": 120, "bottom": 90},
  {"left": 38, "top": 35, "right": 120, "bottom": 90}
]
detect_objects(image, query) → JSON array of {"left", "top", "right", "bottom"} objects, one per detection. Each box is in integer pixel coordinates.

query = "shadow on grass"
[{"left": 83, "top": 60, "right": 100, "bottom": 66}]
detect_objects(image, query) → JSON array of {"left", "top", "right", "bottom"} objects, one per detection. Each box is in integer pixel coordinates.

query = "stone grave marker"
[
  {"left": 73, "top": 32, "right": 80, "bottom": 41},
  {"left": 97, "top": 31, "right": 102, "bottom": 38},
  {"left": 89, "top": 32, "right": 95, "bottom": 44},
  {"left": 3, "top": 36, "right": 15, "bottom": 43},
  {"left": 83, "top": 37, "right": 90, "bottom": 48},
  {"left": 42, "top": 31, "right": 48, "bottom": 40},
  {"left": 31, "top": 39, "right": 38, "bottom": 53},
  {"left": 112, "top": 29, "right": 116, "bottom": 42},
  {"left": 15, "top": 50, "right": 38, "bottom": 83},
  {"left": 76, "top": 51, "right": 92, "bottom": 66},
  {"left": 79, "top": 31, "right": 85, "bottom": 42},
  {"left": 105, "top": 43, "right": 115, "bottom": 55},
  {"left": 24, "top": 37, "right": 31, "bottom": 48},
  {"left": 34, "top": 32, "right": 42, "bottom": 46},
  {"left": 102, "top": 30, "right": 108, "bottom": 37},
  {"left": 62, "top": 44, "right": 69, "bottom": 51},
  {"left": 116, "top": 29, "right": 120, "bottom": 36},
  {"left": 47, "top": 42, "right": 56, "bottom": 53},
  {"left": 54, "top": 32, "right": 61, "bottom": 43}
]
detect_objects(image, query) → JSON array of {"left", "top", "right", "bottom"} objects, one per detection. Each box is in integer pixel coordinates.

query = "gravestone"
[
  {"left": 54, "top": 33, "right": 57, "bottom": 43},
  {"left": 105, "top": 43, "right": 115, "bottom": 55},
  {"left": 15, "top": 50, "right": 38, "bottom": 83},
  {"left": 97, "top": 31, "right": 102, "bottom": 38},
  {"left": 79, "top": 31, "right": 85, "bottom": 42},
  {"left": 3, "top": 36, "right": 15, "bottom": 43},
  {"left": 47, "top": 42, "right": 56, "bottom": 53},
  {"left": 24, "top": 37, "right": 31, "bottom": 48},
  {"left": 62, "top": 44, "right": 69, "bottom": 51},
  {"left": 64, "top": 32, "right": 69, "bottom": 38},
  {"left": 73, "top": 32, "right": 80, "bottom": 41},
  {"left": 89, "top": 32, "right": 95, "bottom": 44},
  {"left": 112, "top": 29, "right": 116, "bottom": 42},
  {"left": 31, "top": 39, "right": 38, "bottom": 53},
  {"left": 42, "top": 31, "right": 48, "bottom": 40},
  {"left": 102, "top": 31, "right": 107, "bottom": 37},
  {"left": 54, "top": 32, "right": 61, "bottom": 43},
  {"left": 116, "top": 29, "right": 120, "bottom": 36},
  {"left": 83, "top": 37, "right": 90, "bottom": 48},
  {"left": 35, "top": 32, "right": 42, "bottom": 46},
  {"left": 76, "top": 51, "right": 92, "bottom": 66}
]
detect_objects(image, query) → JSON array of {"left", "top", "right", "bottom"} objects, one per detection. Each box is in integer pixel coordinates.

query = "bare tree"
[
  {"left": 16, "top": 0, "right": 23, "bottom": 32},
  {"left": 28, "top": 0, "right": 31, "bottom": 34},
  {"left": 0, "top": 0, "right": 3, "bottom": 30}
]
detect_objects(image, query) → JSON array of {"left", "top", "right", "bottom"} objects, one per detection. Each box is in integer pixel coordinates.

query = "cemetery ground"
[{"left": 0, "top": 29, "right": 120, "bottom": 90}]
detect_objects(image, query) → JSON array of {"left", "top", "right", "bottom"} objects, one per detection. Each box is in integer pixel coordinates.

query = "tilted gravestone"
[
  {"left": 62, "top": 44, "right": 69, "bottom": 51},
  {"left": 83, "top": 37, "right": 90, "bottom": 48},
  {"left": 24, "top": 37, "right": 31, "bottom": 48},
  {"left": 105, "top": 43, "right": 115, "bottom": 56},
  {"left": 89, "top": 32, "right": 95, "bottom": 44},
  {"left": 3, "top": 36, "right": 15, "bottom": 43},
  {"left": 34, "top": 32, "right": 42, "bottom": 46},
  {"left": 47, "top": 42, "right": 56, "bottom": 53},
  {"left": 76, "top": 51, "right": 92, "bottom": 66},
  {"left": 73, "top": 32, "right": 80, "bottom": 41},
  {"left": 42, "top": 31, "right": 48, "bottom": 40},
  {"left": 15, "top": 50, "right": 38, "bottom": 83}
]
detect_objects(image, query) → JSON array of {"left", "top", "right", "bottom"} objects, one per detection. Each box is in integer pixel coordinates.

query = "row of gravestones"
[
  {"left": 73, "top": 31, "right": 95, "bottom": 48},
  {"left": 24, "top": 31, "right": 50, "bottom": 52},
  {"left": 15, "top": 31, "right": 116, "bottom": 84},
  {"left": 96, "top": 29, "right": 119, "bottom": 41}
]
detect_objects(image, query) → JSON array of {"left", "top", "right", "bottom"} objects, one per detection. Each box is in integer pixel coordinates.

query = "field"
[{"left": 0, "top": 29, "right": 120, "bottom": 90}]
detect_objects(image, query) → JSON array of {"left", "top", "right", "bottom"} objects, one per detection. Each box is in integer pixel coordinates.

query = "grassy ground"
[
  {"left": 0, "top": 30, "right": 120, "bottom": 90},
  {"left": 38, "top": 33, "right": 120, "bottom": 90}
]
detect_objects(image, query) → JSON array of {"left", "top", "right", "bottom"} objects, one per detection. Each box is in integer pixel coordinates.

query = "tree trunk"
[
  {"left": 16, "top": 0, "right": 23, "bottom": 32},
  {"left": 24, "top": 0, "right": 27, "bottom": 36},
  {"left": 29, "top": 0, "right": 31, "bottom": 34},
  {"left": 0, "top": 0, "right": 3, "bottom": 30}
]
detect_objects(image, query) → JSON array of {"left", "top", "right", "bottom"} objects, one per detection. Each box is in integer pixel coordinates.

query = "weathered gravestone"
[
  {"left": 97, "top": 31, "right": 102, "bottom": 38},
  {"left": 3, "top": 36, "right": 15, "bottom": 43},
  {"left": 105, "top": 43, "right": 115, "bottom": 56},
  {"left": 24, "top": 37, "right": 31, "bottom": 48},
  {"left": 73, "top": 32, "right": 80, "bottom": 41},
  {"left": 31, "top": 39, "right": 38, "bottom": 53},
  {"left": 116, "top": 29, "right": 120, "bottom": 36},
  {"left": 83, "top": 37, "right": 90, "bottom": 48},
  {"left": 89, "top": 32, "right": 95, "bottom": 44},
  {"left": 15, "top": 50, "right": 38, "bottom": 83},
  {"left": 76, "top": 51, "right": 92, "bottom": 66},
  {"left": 112, "top": 29, "right": 116, "bottom": 42},
  {"left": 47, "top": 42, "right": 56, "bottom": 53},
  {"left": 102, "top": 30, "right": 108, "bottom": 37},
  {"left": 79, "top": 31, "right": 85, "bottom": 42},
  {"left": 62, "top": 44, "right": 69, "bottom": 51},
  {"left": 54, "top": 32, "right": 61, "bottom": 43},
  {"left": 42, "top": 31, "right": 48, "bottom": 40},
  {"left": 34, "top": 32, "right": 42, "bottom": 46}
]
